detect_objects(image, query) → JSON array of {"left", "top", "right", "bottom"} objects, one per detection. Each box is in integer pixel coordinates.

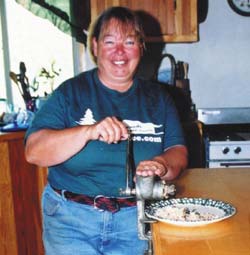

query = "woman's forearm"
[
  {"left": 153, "top": 145, "right": 188, "bottom": 180},
  {"left": 25, "top": 126, "right": 93, "bottom": 167},
  {"left": 25, "top": 116, "right": 129, "bottom": 167}
]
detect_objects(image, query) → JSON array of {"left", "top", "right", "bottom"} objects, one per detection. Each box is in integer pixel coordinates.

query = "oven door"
[{"left": 208, "top": 160, "right": 250, "bottom": 168}]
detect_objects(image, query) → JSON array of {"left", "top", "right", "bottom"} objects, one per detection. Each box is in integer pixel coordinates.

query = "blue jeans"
[{"left": 42, "top": 184, "right": 148, "bottom": 255}]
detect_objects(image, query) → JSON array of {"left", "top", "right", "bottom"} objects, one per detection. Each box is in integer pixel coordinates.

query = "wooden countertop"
[
  {"left": 152, "top": 168, "right": 250, "bottom": 255},
  {"left": 0, "top": 131, "right": 26, "bottom": 142}
]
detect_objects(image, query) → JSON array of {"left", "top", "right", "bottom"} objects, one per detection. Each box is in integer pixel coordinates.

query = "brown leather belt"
[{"left": 52, "top": 186, "right": 136, "bottom": 213}]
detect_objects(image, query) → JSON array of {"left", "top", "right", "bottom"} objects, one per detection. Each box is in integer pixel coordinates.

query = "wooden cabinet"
[
  {"left": 0, "top": 132, "right": 47, "bottom": 255},
  {"left": 90, "top": 0, "right": 198, "bottom": 42}
]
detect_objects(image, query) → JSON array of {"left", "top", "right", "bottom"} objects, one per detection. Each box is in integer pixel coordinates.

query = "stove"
[
  {"left": 205, "top": 133, "right": 250, "bottom": 168},
  {"left": 197, "top": 108, "right": 250, "bottom": 168}
]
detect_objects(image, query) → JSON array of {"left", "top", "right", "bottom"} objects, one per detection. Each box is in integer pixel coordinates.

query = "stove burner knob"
[
  {"left": 222, "top": 147, "right": 230, "bottom": 154},
  {"left": 234, "top": 147, "right": 242, "bottom": 154}
]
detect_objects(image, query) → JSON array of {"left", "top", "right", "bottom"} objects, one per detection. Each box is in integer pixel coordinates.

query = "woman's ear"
[
  {"left": 140, "top": 43, "right": 145, "bottom": 57},
  {"left": 92, "top": 38, "right": 98, "bottom": 57}
]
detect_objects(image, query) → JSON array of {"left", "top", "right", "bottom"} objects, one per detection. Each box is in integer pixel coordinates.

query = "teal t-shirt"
[{"left": 25, "top": 68, "right": 185, "bottom": 196}]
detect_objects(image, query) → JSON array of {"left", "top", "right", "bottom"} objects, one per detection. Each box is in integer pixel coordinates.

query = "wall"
[{"left": 165, "top": 0, "right": 250, "bottom": 109}]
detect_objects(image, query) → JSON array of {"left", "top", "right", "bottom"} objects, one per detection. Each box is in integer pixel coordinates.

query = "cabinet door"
[
  {"left": 0, "top": 141, "right": 18, "bottom": 255},
  {"left": 8, "top": 138, "right": 47, "bottom": 255},
  {"left": 0, "top": 132, "right": 47, "bottom": 255},
  {"left": 90, "top": 0, "right": 198, "bottom": 42}
]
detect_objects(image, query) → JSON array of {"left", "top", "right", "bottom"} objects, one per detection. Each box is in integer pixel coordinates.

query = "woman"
[{"left": 25, "top": 6, "right": 188, "bottom": 255}]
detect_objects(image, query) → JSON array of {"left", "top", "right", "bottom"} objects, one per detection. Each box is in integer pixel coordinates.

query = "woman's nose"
[{"left": 115, "top": 43, "right": 125, "bottom": 54}]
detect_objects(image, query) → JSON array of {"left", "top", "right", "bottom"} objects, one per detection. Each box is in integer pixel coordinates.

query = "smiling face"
[{"left": 92, "top": 18, "right": 143, "bottom": 92}]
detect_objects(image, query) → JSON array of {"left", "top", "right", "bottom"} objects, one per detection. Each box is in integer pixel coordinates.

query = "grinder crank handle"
[{"left": 120, "top": 134, "right": 135, "bottom": 196}]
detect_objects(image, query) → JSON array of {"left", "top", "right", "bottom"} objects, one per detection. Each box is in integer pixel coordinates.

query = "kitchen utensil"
[{"left": 119, "top": 135, "right": 176, "bottom": 254}]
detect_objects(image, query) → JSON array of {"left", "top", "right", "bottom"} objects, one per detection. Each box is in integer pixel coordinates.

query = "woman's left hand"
[
  {"left": 136, "top": 160, "right": 167, "bottom": 178},
  {"left": 135, "top": 145, "right": 188, "bottom": 181}
]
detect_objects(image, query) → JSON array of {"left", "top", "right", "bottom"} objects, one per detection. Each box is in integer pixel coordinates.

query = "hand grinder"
[{"left": 120, "top": 135, "right": 176, "bottom": 254}]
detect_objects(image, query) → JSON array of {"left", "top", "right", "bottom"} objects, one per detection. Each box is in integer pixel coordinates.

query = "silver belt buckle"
[{"left": 94, "top": 195, "right": 120, "bottom": 212}]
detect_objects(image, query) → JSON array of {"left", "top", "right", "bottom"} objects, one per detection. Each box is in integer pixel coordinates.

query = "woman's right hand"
[
  {"left": 25, "top": 116, "right": 129, "bottom": 167},
  {"left": 89, "top": 116, "right": 129, "bottom": 144}
]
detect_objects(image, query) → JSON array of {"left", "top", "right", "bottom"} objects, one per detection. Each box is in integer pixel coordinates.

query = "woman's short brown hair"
[{"left": 88, "top": 6, "right": 145, "bottom": 63}]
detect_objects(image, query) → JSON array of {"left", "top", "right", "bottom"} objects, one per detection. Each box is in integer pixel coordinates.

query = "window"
[
  {"left": 0, "top": 4, "right": 6, "bottom": 100},
  {"left": 1, "top": 0, "right": 75, "bottom": 109}
]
